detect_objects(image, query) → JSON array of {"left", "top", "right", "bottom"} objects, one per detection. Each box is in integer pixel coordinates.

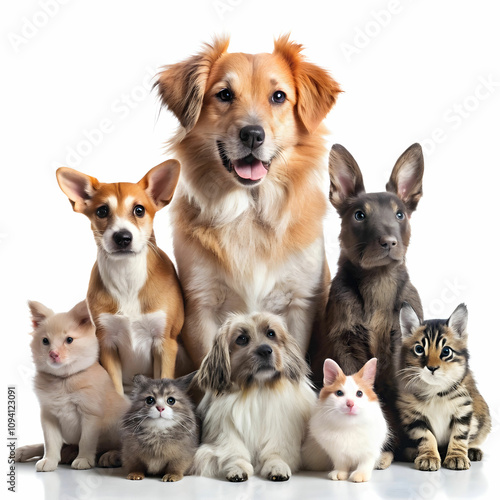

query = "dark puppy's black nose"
[
  {"left": 380, "top": 235, "right": 397, "bottom": 248},
  {"left": 256, "top": 344, "right": 273, "bottom": 359},
  {"left": 113, "top": 230, "right": 132, "bottom": 249},
  {"left": 240, "top": 125, "right": 265, "bottom": 149}
]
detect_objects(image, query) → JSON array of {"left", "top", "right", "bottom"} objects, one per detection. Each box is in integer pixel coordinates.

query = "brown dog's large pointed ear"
[
  {"left": 328, "top": 144, "right": 365, "bottom": 211},
  {"left": 195, "top": 326, "right": 232, "bottom": 395},
  {"left": 155, "top": 37, "right": 230, "bottom": 133},
  {"left": 56, "top": 167, "right": 99, "bottom": 213},
  {"left": 274, "top": 34, "right": 342, "bottom": 133},
  {"left": 138, "top": 159, "right": 181, "bottom": 210},
  {"left": 386, "top": 143, "right": 424, "bottom": 214}
]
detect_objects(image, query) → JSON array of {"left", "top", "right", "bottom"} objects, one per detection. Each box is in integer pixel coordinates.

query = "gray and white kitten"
[{"left": 121, "top": 373, "right": 198, "bottom": 481}]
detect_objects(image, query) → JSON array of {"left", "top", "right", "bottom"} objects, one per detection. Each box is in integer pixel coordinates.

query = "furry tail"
[{"left": 15, "top": 444, "right": 44, "bottom": 462}]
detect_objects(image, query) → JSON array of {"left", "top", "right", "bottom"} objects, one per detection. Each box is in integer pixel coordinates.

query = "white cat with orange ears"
[{"left": 302, "top": 358, "right": 390, "bottom": 482}]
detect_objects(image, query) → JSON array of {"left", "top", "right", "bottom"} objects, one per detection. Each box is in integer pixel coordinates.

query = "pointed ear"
[
  {"left": 56, "top": 167, "right": 99, "bottom": 213},
  {"left": 195, "top": 326, "right": 232, "bottom": 394},
  {"left": 328, "top": 144, "right": 365, "bottom": 210},
  {"left": 323, "top": 358, "right": 342, "bottom": 387},
  {"left": 28, "top": 301, "right": 54, "bottom": 329},
  {"left": 132, "top": 374, "right": 150, "bottom": 387},
  {"left": 69, "top": 300, "right": 92, "bottom": 328},
  {"left": 400, "top": 302, "right": 421, "bottom": 338},
  {"left": 273, "top": 34, "right": 341, "bottom": 133},
  {"left": 173, "top": 371, "right": 197, "bottom": 392},
  {"left": 359, "top": 358, "right": 377, "bottom": 386},
  {"left": 386, "top": 143, "right": 424, "bottom": 214},
  {"left": 448, "top": 303, "right": 468, "bottom": 338},
  {"left": 155, "top": 37, "right": 230, "bottom": 133},
  {"left": 139, "top": 160, "right": 181, "bottom": 210}
]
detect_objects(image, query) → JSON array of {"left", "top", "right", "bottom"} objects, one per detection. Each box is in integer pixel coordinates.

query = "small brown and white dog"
[
  {"left": 192, "top": 312, "right": 316, "bottom": 482},
  {"left": 56, "top": 161, "right": 184, "bottom": 395},
  {"left": 155, "top": 35, "right": 341, "bottom": 370}
]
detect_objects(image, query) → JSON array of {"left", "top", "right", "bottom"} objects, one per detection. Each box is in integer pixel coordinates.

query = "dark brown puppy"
[{"left": 311, "top": 143, "right": 424, "bottom": 460}]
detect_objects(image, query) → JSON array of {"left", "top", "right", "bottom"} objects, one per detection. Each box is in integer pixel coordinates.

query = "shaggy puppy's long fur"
[
  {"left": 156, "top": 36, "right": 341, "bottom": 370},
  {"left": 192, "top": 313, "right": 316, "bottom": 482}
]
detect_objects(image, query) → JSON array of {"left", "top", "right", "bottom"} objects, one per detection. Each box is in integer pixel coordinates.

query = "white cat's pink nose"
[
  {"left": 49, "top": 350, "right": 60, "bottom": 361},
  {"left": 346, "top": 399, "right": 354, "bottom": 408},
  {"left": 156, "top": 406, "right": 165, "bottom": 413}
]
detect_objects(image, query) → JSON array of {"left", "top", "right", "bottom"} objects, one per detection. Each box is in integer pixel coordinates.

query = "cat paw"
[
  {"left": 71, "top": 457, "right": 94, "bottom": 470},
  {"left": 468, "top": 448, "right": 483, "bottom": 462},
  {"left": 443, "top": 455, "right": 470, "bottom": 470},
  {"left": 162, "top": 473, "right": 183, "bottom": 482},
  {"left": 262, "top": 459, "right": 291, "bottom": 482},
  {"left": 127, "top": 472, "right": 145, "bottom": 480},
  {"left": 328, "top": 470, "right": 349, "bottom": 481},
  {"left": 226, "top": 461, "right": 253, "bottom": 482},
  {"left": 98, "top": 450, "right": 121, "bottom": 468},
  {"left": 35, "top": 458, "right": 58, "bottom": 472},
  {"left": 350, "top": 470, "right": 371, "bottom": 483},
  {"left": 376, "top": 451, "right": 394, "bottom": 470},
  {"left": 415, "top": 455, "right": 441, "bottom": 471}
]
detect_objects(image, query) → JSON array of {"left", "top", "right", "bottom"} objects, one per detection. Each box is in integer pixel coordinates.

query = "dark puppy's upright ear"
[
  {"left": 273, "top": 34, "right": 342, "bottom": 133},
  {"left": 194, "top": 326, "right": 232, "bottom": 395},
  {"left": 155, "top": 37, "right": 230, "bottom": 133},
  {"left": 328, "top": 144, "right": 365, "bottom": 211},
  {"left": 386, "top": 143, "right": 424, "bottom": 214}
]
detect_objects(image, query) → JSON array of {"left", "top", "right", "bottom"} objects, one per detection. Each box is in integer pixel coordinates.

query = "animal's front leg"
[
  {"left": 72, "top": 415, "right": 100, "bottom": 469},
  {"left": 36, "top": 410, "right": 63, "bottom": 472},
  {"left": 443, "top": 415, "right": 472, "bottom": 470}
]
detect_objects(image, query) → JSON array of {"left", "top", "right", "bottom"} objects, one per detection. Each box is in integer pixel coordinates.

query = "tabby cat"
[{"left": 397, "top": 303, "right": 491, "bottom": 471}]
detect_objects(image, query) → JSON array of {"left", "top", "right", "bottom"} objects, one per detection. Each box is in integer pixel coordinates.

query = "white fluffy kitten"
[{"left": 302, "top": 358, "right": 389, "bottom": 482}]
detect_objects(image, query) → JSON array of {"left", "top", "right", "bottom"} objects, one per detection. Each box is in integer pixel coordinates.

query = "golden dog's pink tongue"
[{"left": 234, "top": 158, "right": 268, "bottom": 180}]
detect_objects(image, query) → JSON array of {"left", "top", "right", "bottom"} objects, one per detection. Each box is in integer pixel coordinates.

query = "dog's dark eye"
[
  {"left": 354, "top": 210, "right": 365, "bottom": 221},
  {"left": 96, "top": 205, "right": 109, "bottom": 218},
  {"left": 235, "top": 334, "right": 249, "bottom": 346},
  {"left": 216, "top": 88, "right": 234, "bottom": 102},
  {"left": 396, "top": 210, "right": 405, "bottom": 221},
  {"left": 42, "top": 338, "right": 49, "bottom": 346},
  {"left": 145, "top": 396, "right": 155, "bottom": 405},
  {"left": 134, "top": 205, "right": 145, "bottom": 218},
  {"left": 336, "top": 390, "right": 344, "bottom": 397},
  {"left": 66, "top": 337, "right": 73, "bottom": 344},
  {"left": 167, "top": 397, "right": 176, "bottom": 406},
  {"left": 267, "top": 329, "right": 275, "bottom": 338},
  {"left": 356, "top": 390, "right": 363, "bottom": 398},
  {"left": 271, "top": 90, "right": 286, "bottom": 104},
  {"left": 441, "top": 346, "right": 452, "bottom": 358},
  {"left": 414, "top": 344, "right": 425, "bottom": 355}
]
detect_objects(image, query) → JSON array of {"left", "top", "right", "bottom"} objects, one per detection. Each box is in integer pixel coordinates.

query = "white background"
[{"left": 2, "top": 1, "right": 500, "bottom": 498}]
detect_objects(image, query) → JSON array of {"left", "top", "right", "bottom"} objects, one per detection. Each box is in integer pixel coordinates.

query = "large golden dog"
[{"left": 156, "top": 35, "right": 341, "bottom": 370}]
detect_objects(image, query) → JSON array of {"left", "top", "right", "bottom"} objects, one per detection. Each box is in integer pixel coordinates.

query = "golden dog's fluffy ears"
[
  {"left": 195, "top": 323, "right": 232, "bottom": 394},
  {"left": 155, "top": 37, "right": 230, "bottom": 133},
  {"left": 273, "top": 34, "right": 342, "bottom": 133},
  {"left": 277, "top": 321, "right": 311, "bottom": 382}
]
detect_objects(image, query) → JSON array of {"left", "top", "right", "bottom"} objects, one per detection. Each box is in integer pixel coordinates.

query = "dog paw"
[
  {"left": 36, "top": 458, "right": 58, "bottom": 472},
  {"left": 98, "top": 450, "right": 121, "bottom": 468},
  {"left": 71, "top": 457, "right": 94, "bottom": 470},
  {"left": 127, "top": 472, "right": 145, "bottom": 480},
  {"left": 443, "top": 455, "right": 470, "bottom": 470},
  {"left": 415, "top": 454, "right": 441, "bottom": 471},
  {"left": 350, "top": 470, "right": 371, "bottom": 483},
  {"left": 468, "top": 448, "right": 483, "bottom": 462},
  {"left": 162, "top": 473, "right": 183, "bottom": 482},
  {"left": 376, "top": 451, "right": 393, "bottom": 470},
  {"left": 262, "top": 459, "right": 291, "bottom": 482},
  {"left": 328, "top": 470, "right": 349, "bottom": 481},
  {"left": 226, "top": 461, "right": 253, "bottom": 482}
]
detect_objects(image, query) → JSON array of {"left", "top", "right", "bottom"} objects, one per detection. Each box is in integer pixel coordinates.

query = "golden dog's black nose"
[
  {"left": 240, "top": 125, "right": 265, "bottom": 149},
  {"left": 256, "top": 344, "right": 273, "bottom": 359}
]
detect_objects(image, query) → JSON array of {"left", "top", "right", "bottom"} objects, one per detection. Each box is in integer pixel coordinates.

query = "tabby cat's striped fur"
[{"left": 397, "top": 303, "right": 490, "bottom": 471}]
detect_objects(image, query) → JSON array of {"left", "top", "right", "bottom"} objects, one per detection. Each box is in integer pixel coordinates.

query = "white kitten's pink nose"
[
  {"left": 156, "top": 406, "right": 165, "bottom": 413},
  {"left": 346, "top": 399, "right": 354, "bottom": 408},
  {"left": 49, "top": 350, "right": 60, "bottom": 362}
]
